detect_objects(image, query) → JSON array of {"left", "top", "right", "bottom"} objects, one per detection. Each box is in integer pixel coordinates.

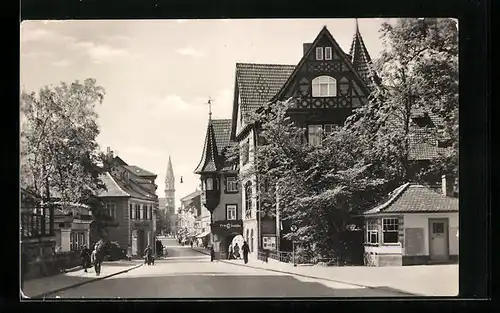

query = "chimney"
[
  {"left": 303, "top": 43, "right": 312, "bottom": 56},
  {"left": 441, "top": 174, "right": 454, "bottom": 197}
]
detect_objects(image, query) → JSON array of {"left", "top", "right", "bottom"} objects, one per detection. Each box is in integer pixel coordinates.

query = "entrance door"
[{"left": 429, "top": 218, "right": 449, "bottom": 261}]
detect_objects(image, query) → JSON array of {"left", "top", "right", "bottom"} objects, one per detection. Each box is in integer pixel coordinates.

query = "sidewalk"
[
  {"left": 22, "top": 260, "right": 143, "bottom": 299},
  {"left": 191, "top": 247, "right": 458, "bottom": 296}
]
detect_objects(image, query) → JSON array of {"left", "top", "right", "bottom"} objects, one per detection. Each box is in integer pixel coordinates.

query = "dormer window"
[
  {"left": 312, "top": 76, "right": 337, "bottom": 97},
  {"left": 316, "top": 47, "right": 324, "bottom": 60},
  {"left": 325, "top": 47, "right": 332, "bottom": 60}
]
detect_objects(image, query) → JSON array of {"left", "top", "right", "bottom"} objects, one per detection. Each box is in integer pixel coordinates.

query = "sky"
[{"left": 20, "top": 18, "right": 389, "bottom": 208}]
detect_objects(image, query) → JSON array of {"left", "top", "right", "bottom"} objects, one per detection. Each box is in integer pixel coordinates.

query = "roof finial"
[
  {"left": 207, "top": 97, "right": 213, "bottom": 122},
  {"left": 355, "top": 18, "right": 359, "bottom": 33}
]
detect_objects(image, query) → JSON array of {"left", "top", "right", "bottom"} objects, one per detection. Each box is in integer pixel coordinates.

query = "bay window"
[{"left": 245, "top": 181, "right": 252, "bottom": 219}]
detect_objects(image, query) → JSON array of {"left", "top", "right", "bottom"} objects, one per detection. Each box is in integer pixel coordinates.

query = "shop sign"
[{"left": 211, "top": 220, "right": 243, "bottom": 234}]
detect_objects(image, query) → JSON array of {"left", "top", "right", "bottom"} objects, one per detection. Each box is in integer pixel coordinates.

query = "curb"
[
  {"left": 191, "top": 248, "right": 419, "bottom": 296},
  {"left": 29, "top": 263, "right": 144, "bottom": 299}
]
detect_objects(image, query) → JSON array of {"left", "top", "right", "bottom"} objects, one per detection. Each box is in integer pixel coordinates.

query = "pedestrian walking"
[
  {"left": 126, "top": 245, "right": 132, "bottom": 261},
  {"left": 80, "top": 245, "right": 91, "bottom": 272},
  {"left": 228, "top": 245, "right": 234, "bottom": 260},
  {"left": 190, "top": 241, "right": 193, "bottom": 248},
  {"left": 233, "top": 243, "right": 240, "bottom": 259},
  {"left": 242, "top": 241, "right": 250, "bottom": 264},
  {"left": 210, "top": 246, "right": 215, "bottom": 262},
  {"left": 91, "top": 246, "right": 100, "bottom": 276},
  {"left": 144, "top": 245, "right": 153, "bottom": 265}
]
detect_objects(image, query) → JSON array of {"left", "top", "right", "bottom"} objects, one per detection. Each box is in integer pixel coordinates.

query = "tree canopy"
[{"left": 20, "top": 78, "right": 108, "bottom": 211}]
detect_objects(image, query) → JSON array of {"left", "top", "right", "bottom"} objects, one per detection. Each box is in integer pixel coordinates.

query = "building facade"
[
  {"left": 229, "top": 22, "right": 450, "bottom": 259},
  {"left": 362, "top": 175, "right": 459, "bottom": 266},
  {"left": 194, "top": 114, "right": 242, "bottom": 259},
  {"left": 96, "top": 148, "right": 158, "bottom": 257}
]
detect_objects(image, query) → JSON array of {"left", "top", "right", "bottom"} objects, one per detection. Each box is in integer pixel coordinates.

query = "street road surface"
[{"left": 51, "top": 239, "right": 410, "bottom": 298}]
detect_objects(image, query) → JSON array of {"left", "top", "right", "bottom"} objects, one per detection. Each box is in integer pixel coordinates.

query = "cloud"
[
  {"left": 73, "top": 41, "right": 136, "bottom": 64},
  {"left": 20, "top": 51, "right": 53, "bottom": 58},
  {"left": 155, "top": 95, "right": 191, "bottom": 112},
  {"left": 103, "top": 35, "right": 131, "bottom": 42},
  {"left": 52, "top": 59, "right": 71, "bottom": 67},
  {"left": 176, "top": 47, "right": 205, "bottom": 57},
  {"left": 21, "top": 27, "right": 75, "bottom": 43}
]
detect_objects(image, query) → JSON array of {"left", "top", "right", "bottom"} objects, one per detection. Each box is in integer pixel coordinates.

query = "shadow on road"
[{"left": 51, "top": 274, "right": 412, "bottom": 298}]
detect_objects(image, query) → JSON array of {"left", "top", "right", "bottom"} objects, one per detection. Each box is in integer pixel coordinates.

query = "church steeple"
[
  {"left": 165, "top": 155, "right": 176, "bottom": 214},
  {"left": 348, "top": 18, "right": 379, "bottom": 89}
]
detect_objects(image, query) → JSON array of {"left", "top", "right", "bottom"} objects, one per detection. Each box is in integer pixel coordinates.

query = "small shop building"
[
  {"left": 362, "top": 176, "right": 459, "bottom": 266},
  {"left": 53, "top": 202, "right": 93, "bottom": 252}
]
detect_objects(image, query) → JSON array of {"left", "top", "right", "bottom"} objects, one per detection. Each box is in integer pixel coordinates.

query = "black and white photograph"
[{"left": 19, "top": 18, "right": 459, "bottom": 299}]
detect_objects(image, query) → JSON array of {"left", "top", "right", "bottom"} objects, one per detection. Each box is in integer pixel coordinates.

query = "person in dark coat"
[
  {"left": 80, "top": 245, "right": 91, "bottom": 272},
  {"left": 210, "top": 246, "right": 215, "bottom": 262},
  {"left": 144, "top": 245, "right": 153, "bottom": 265},
  {"left": 242, "top": 241, "right": 250, "bottom": 264}
]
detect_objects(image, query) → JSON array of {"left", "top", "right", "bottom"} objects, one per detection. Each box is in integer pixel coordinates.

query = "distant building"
[
  {"left": 164, "top": 156, "right": 178, "bottom": 235},
  {"left": 95, "top": 147, "right": 158, "bottom": 257}
]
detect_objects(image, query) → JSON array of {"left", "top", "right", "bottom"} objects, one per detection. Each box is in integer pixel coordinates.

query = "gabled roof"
[
  {"left": 363, "top": 183, "right": 458, "bottom": 215},
  {"left": 180, "top": 190, "right": 202, "bottom": 202},
  {"left": 348, "top": 20, "right": 380, "bottom": 89},
  {"left": 235, "top": 63, "right": 295, "bottom": 124},
  {"left": 125, "top": 165, "right": 157, "bottom": 178},
  {"left": 272, "top": 26, "right": 372, "bottom": 103},
  {"left": 98, "top": 172, "right": 130, "bottom": 197}
]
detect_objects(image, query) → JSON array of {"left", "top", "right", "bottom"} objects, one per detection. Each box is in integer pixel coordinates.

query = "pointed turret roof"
[
  {"left": 194, "top": 118, "right": 219, "bottom": 174},
  {"left": 348, "top": 19, "right": 379, "bottom": 89},
  {"left": 166, "top": 155, "right": 175, "bottom": 182}
]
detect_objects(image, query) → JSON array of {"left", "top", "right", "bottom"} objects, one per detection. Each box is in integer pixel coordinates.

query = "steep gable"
[{"left": 273, "top": 26, "right": 371, "bottom": 110}]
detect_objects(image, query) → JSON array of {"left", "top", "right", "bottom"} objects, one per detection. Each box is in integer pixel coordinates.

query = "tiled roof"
[
  {"left": 348, "top": 25, "right": 379, "bottom": 89},
  {"left": 194, "top": 122, "right": 219, "bottom": 174},
  {"left": 212, "top": 119, "right": 232, "bottom": 153},
  {"left": 98, "top": 171, "right": 157, "bottom": 202},
  {"left": 363, "top": 183, "right": 458, "bottom": 215},
  {"left": 125, "top": 165, "right": 156, "bottom": 177},
  {"left": 98, "top": 172, "right": 130, "bottom": 197},
  {"left": 236, "top": 63, "right": 295, "bottom": 122},
  {"left": 384, "top": 109, "right": 448, "bottom": 161}
]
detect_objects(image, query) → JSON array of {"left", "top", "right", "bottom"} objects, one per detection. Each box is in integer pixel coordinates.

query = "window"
[
  {"left": 307, "top": 124, "right": 337, "bottom": 146},
  {"left": 70, "top": 231, "right": 86, "bottom": 251},
  {"left": 250, "top": 229, "right": 254, "bottom": 252},
  {"left": 241, "top": 141, "right": 250, "bottom": 165},
  {"left": 316, "top": 47, "right": 324, "bottom": 60},
  {"left": 206, "top": 178, "right": 214, "bottom": 191},
  {"left": 245, "top": 181, "right": 252, "bottom": 219},
  {"left": 366, "top": 219, "right": 379, "bottom": 244},
  {"left": 135, "top": 204, "right": 140, "bottom": 220},
  {"left": 226, "top": 204, "right": 237, "bottom": 220},
  {"left": 149, "top": 206, "right": 153, "bottom": 220},
  {"left": 130, "top": 204, "right": 136, "bottom": 220},
  {"left": 382, "top": 218, "right": 399, "bottom": 244},
  {"left": 226, "top": 176, "right": 238, "bottom": 192},
  {"left": 312, "top": 76, "right": 337, "bottom": 97},
  {"left": 325, "top": 47, "right": 332, "bottom": 60},
  {"left": 105, "top": 203, "right": 116, "bottom": 219},
  {"left": 308, "top": 125, "right": 323, "bottom": 147},
  {"left": 432, "top": 222, "right": 445, "bottom": 234}
]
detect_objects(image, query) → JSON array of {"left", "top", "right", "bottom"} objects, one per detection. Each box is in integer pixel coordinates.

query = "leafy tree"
[
  {"left": 234, "top": 100, "right": 388, "bottom": 263},
  {"left": 20, "top": 78, "right": 108, "bottom": 217},
  {"left": 345, "top": 18, "right": 458, "bottom": 186}
]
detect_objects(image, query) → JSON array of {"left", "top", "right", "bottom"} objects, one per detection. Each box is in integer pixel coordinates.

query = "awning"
[{"left": 196, "top": 230, "right": 211, "bottom": 238}]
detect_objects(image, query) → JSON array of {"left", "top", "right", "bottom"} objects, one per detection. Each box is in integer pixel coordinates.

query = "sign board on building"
[
  {"left": 262, "top": 236, "right": 277, "bottom": 250},
  {"left": 290, "top": 224, "right": 298, "bottom": 232},
  {"left": 211, "top": 220, "right": 243, "bottom": 236}
]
